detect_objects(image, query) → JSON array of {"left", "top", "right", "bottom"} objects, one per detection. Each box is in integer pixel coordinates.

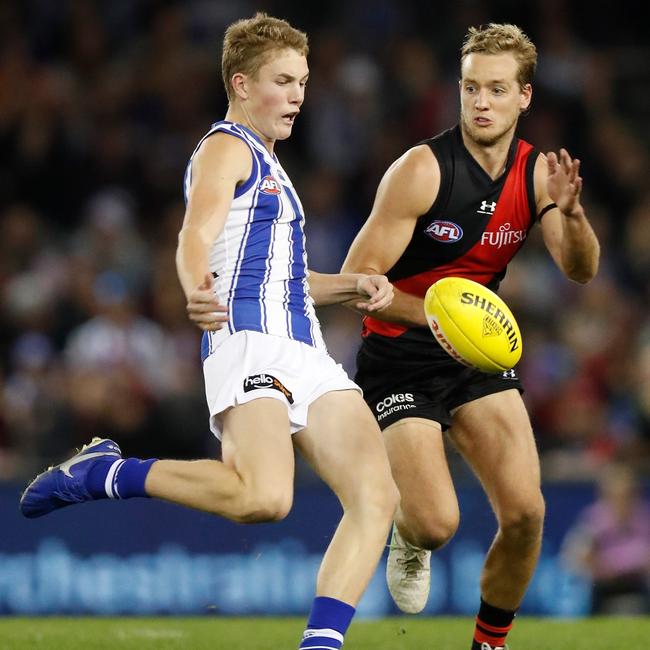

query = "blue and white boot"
[{"left": 20, "top": 437, "right": 122, "bottom": 518}]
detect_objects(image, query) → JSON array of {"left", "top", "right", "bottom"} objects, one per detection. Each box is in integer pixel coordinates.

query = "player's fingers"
[
  {"left": 199, "top": 322, "right": 226, "bottom": 332},
  {"left": 187, "top": 307, "right": 226, "bottom": 319},
  {"left": 187, "top": 289, "right": 224, "bottom": 305},
  {"left": 190, "top": 317, "right": 228, "bottom": 333},
  {"left": 571, "top": 159, "right": 581, "bottom": 181},
  {"left": 189, "top": 308, "right": 229, "bottom": 319},
  {"left": 189, "top": 312, "right": 229, "bottom": 324},
  {"left": 198, "top": 272, "right": 214, "bottom": 290},
  {"left": 367, "top": 284, "right": 386, "bottom": 301},
  {"left": 364, "top": 291, "right": 393, "bottom": 311},
  {"left": 572, "top": 177, "right": 583, "bottom": 195},
  {"left": 368, "top": 285, "right": 393, "bottom": 304},
  {"left": 355, "top": 280, "right": 375, "bottom": 299},
  {"left": 546, "top": 151, "right": 558, "bottom": 170},
  {"left": 365, "top": 300, "right": 390, "bottom": 312},
  {"left": 187, "top": 301, "right": 227, "bottom": 313},
  {"left": 559, "top": 149, "right": 573, "bottom": 173}
]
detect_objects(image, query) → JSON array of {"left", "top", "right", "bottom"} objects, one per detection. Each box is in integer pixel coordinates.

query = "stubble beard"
[{"left": 460, "top": 111, "right": 519, "bottom": 147}]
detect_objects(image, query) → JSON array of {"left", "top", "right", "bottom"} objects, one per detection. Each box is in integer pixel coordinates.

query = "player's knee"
[
  {"left": 352, "top": 473, "right": 400, "bottom": 524},
  {"left": 381, "top": 479, "right": 401, "bottom": 521},
  {"left": 499, "top": 494, "right": 545, "bottom": 541},
  {"left": 411, "top": 512, "right": 459, "bottom": 550},
  {"left": 238, "top": 490, "right": 293, "bottom": 523}
]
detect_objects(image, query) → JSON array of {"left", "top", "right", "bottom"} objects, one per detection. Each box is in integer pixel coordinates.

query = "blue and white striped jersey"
[{"left": 183, "top": 121, "right": 325, "bottom": 361}]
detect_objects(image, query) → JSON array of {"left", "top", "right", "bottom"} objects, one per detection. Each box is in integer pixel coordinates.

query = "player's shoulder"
[
  {"left": 375, "top": 144, "right": 440, "bottom": 218},
  {"left": 387, "top": 143, "right": 440, "bottom": 185},
  {"left": 198, "top": 129, "right": 253, "bottom": 159},
  {"left": 192, "top": 128, "right": 253, "bottom": 180}
]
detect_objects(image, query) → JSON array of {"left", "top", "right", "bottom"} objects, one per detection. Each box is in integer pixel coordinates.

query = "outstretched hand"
[
  {"left": 186, "top": 273, "right": 229, "bottom": 331},
  {"left": 546, "top": 148, "right": 583, "bottom": 217},
  {"left": 355, "top": 274, "right": 394, "bottom": 312}
]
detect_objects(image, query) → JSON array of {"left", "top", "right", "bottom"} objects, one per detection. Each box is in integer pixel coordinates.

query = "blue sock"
[
  {"left": 87, "top": 458, "right": 156, "bottom": 499},
  {"left": 299, "top": 596, "right": 356, "bottom": 649}
]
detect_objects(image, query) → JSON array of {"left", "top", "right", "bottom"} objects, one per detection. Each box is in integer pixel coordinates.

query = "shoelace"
[
  {"left": 390, "top": 543, "right": 429, "bottom": 579},
  {"left": 481, "top": 643, "right": 508, "bottom": 650}
]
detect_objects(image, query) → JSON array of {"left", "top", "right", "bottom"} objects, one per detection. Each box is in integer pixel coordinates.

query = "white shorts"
[{"left": 203, "top": 330, "right": 361, "bottom": 439}]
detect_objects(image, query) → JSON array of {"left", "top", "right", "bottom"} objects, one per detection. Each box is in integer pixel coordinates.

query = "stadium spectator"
[{"left": 562, "top": 464, "right": 650, "bottom": 614}]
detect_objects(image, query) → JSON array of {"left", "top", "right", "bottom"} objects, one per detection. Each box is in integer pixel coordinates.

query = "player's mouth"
[
  {"left": 282, "top": 111, "right": 299, "bottom": 125},
  {"left": 473, "top": 116, "right": 493, "bottom": 126}
]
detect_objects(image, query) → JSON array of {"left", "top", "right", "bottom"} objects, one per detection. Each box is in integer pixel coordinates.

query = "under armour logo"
[
  {"left": 502, "top": 369, "right": 517, "bottom": 379},
  {"left": 477, "top": 201, "right": 497, "bottom": 215}
]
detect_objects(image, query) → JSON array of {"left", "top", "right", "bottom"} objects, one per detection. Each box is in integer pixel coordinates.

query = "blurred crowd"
[
  {"left": 561, "top": 464, "right": 650, "bottom": 614},
  {"left": 1, "top": 0, "right": 649, "bottom": 482}
]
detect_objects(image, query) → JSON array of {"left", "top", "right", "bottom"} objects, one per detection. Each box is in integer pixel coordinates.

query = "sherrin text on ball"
[{"left": 424, "top": 277, "right": 522, "bottom": 373}]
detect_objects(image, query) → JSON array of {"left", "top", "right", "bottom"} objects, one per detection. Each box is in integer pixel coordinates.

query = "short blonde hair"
[
  {"left": 221, "top": 12, "right": 308, "bottom": 101},
  {"left": 461, "top": 23, "right": 537, "bottom": 88}
]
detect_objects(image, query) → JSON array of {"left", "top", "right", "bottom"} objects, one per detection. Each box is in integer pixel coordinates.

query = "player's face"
[
  {"left": 243, "top": 48, "right": 308, "bottom": 144},
  {"left": 459, "top": 52, "right": 531, "bottom": 147}
]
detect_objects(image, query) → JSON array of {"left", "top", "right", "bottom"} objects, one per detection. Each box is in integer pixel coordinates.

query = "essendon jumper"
[{"left": 363, "top": 125, "right": 540, "bottom": 342}]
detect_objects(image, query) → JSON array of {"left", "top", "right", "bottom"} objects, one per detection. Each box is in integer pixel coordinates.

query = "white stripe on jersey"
[{"left": 184, "top": 121, "right": 325, "bottom": 359}]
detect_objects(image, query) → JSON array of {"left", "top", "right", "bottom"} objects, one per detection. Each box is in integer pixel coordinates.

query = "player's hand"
[
  {"left": 186, "top": 273, "right": 228, "bottom": 331},
  {"left": 546, "top": 148, "right": 583, "bottom": 217},
  {"left": 354, "top": 274, "right": 394, "bottom": 312}
]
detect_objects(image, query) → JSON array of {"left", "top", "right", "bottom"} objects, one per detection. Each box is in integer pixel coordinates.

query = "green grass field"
[{"left": 0, "top": 617, "right": 648, "bottom": 649}]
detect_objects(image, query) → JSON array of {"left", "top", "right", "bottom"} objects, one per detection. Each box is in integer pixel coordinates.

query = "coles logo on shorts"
[
  {"left": 425, "top": 220, "right": 463, "bottom": 243},
  {"left": 259, "top": 176, "right": 282, "bottom": 195},
  {"left": 243, "top": 373, "right": 294, "bottom": 404},
  {"left": 375, "top": 393, "right": 416, "bottom": 420}
]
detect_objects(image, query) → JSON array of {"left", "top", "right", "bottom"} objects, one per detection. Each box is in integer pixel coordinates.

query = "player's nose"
[{"left": 474, "top": 88, "right": 490, "bottom": 108}]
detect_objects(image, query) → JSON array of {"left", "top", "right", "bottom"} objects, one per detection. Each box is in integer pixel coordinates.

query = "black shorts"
[{"left": 356, "top": 328, "right": 524, "bottom": 431}]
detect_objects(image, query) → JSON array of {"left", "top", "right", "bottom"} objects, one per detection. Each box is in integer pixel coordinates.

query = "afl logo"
[
  {"left": 259, "top": 175, "right": 282, "bottom": 195},
  {"left": 425, "top": 220, "right": 463, "bottom": 243}
]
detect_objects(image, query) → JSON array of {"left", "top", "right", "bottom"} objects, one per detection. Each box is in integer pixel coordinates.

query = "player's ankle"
[
  {"left": 299, "top": 596, "right": 355, "bottom": 649},
  {"left": 87, "top": 458, "right": 156, "bottom": 499},
  {"left": 471, "top": 597, "right": 516, "bottom": 650}
]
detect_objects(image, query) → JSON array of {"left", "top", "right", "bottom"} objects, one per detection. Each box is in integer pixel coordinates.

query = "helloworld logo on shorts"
[{"left": 259, "top": 175, "right": 282, "bottom": 195}]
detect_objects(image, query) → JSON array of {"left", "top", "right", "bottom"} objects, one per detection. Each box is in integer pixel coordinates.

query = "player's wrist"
[
  {"left": 353, "top": 273, "right": 371, "bottom": 296},
  {"left": 561, "top": 204, "right": 585, "bottom": 220}
]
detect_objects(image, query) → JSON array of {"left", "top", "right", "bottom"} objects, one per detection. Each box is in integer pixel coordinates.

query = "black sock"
[{"left": 471, "top": 597, "right": 517, "bottom": 649}]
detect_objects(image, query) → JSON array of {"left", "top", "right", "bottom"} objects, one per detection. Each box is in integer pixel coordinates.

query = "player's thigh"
[
  {"left": 294, "top": 389, "right": 396, "bottom": 509},
  {"left": 449, "top": 389, "right": 544, "bottom": 523},
  {"left": 384, "top": 417, "right": 459, "bottom": 528},
  {"left": 222, "top": 397, "right": 295, "bottom": 498}
]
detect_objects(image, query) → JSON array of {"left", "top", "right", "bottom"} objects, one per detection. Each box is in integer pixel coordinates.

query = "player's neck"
[
  {"left": 225, "top": 105, "right": 275, "bottom": 154},
  {"left": 461, "top": 124, "right": 515, "bottom": 180}
]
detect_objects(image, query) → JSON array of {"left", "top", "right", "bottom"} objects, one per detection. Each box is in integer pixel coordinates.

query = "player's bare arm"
[
  {"left": 341, "top": 144, "right": 440, "bottom": 326},
  {"left": 307, "top": 271, "right": 394, "bottom": 311},
  {"left": 176, "top": 133, "right": 252, "bottom": 331},
  {"left": 535, "top": 149, "right": 600, "bottom": 284}
]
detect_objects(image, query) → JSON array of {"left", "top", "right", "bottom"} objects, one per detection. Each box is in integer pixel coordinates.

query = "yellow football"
[{"left": 423, "top": 277, "right": 522, "bottom": 373}]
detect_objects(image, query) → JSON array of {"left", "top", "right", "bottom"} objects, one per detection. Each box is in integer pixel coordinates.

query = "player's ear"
[
  {"left": 520, "top": 83, "right": 532, "bottom": 112},
  {"left": 231, "top": 73, "right": 249, "bottom": 100}
]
